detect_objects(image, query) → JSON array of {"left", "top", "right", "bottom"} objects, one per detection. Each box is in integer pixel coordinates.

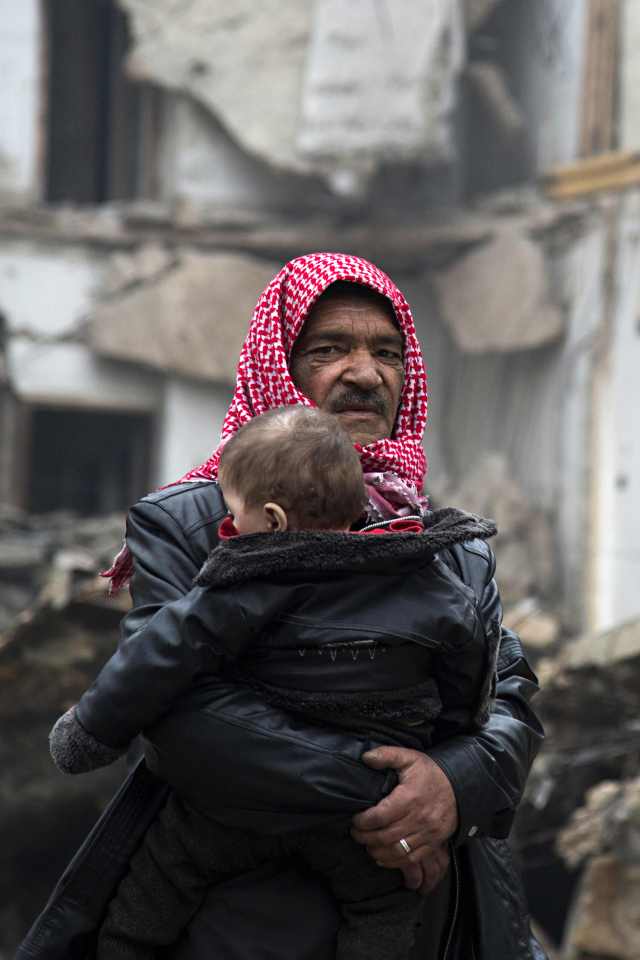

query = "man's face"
[{"left": 289, "top": 294, "right": 404, "bottom": 446}]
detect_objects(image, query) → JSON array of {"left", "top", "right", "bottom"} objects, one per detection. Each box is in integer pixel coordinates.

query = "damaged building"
[{"left": 1, "top": 1, "right": 640, "bottom": 956}]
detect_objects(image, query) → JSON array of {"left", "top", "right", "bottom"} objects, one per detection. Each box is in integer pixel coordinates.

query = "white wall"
[
  {"left": 620, "top": 0, "right": 640, "bottom": 150},
  {"left": 158, "top": 96, "right": 327, "bottom": 213},
  {"left": 0, "top": 0, "right": 41, "bottom": 203},
  {"left": 156, "top": 376, "right": 233, "bottom": 486},
  {"left": 593, "top": 192, "right": 640, "bottom": 630},
  {"left": 0, "top": 242, "right": 106, "bottom": 337},
  {"left": 8, "top": 340, "right": 161, "bottom": 411}
]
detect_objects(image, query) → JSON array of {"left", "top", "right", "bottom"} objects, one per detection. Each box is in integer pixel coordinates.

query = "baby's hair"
[{"left": 218, "top": 406, "right": 367, "bottom": 530}]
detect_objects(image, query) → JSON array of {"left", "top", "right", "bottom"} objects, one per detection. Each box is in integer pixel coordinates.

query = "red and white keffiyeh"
[
  {"left": 181, "top": 251, "right": 428, "bottom": 485},
  {"left": 105, "top": 252, "right": 428, "bottom": 590}
]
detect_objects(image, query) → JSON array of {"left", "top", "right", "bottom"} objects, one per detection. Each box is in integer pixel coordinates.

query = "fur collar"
[{"left": 195, "top": 507, "right": 496, "bottom": 589}]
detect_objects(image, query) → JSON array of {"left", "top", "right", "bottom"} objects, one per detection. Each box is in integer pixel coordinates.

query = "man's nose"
[{"left": 341, "top": 349, "right": 383, "bottom": 390}]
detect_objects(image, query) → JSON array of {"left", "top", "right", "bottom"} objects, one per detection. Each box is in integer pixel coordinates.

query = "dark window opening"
[
  {"left": 44, "top": 0, "right": 163, "bottom": 204},
  {"left": 26, "top": 406, "right": 153, "bottom": 514},
  {"left": 463, "top": 0, "right": 535, "bottom": 197}
]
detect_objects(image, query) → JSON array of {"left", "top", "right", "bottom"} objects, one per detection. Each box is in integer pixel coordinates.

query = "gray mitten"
[{"left": 49, "top": 706, "right": 125, "bottom": 774}]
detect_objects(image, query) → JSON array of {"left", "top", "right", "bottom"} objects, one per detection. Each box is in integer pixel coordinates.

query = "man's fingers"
[
  {"left": 399, "top": 861, "right": 424, "bottom": 891},
  {"left": 365, "top": 839, "right": 432, "bottom": 870},
  {"left": 419, "top": 846, "right": 450, "bottom": 895},
  {"left": 351, "top": 814, "right": 438, "bottom": 850},
  {"left": 361, "top": 746, "right": 422, "bottom": 771},
  {"left": 352, "top": 785, "right": 411, "bottom": 831}
]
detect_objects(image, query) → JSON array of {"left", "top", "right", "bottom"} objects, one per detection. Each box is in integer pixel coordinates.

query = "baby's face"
[{"left": 222, "top": 486, "right": 288, "bottom": 535}]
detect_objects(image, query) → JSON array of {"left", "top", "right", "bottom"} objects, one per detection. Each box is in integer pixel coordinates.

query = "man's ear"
[{"left": 264, "top": 502, "right": 288, "bottom": 532}]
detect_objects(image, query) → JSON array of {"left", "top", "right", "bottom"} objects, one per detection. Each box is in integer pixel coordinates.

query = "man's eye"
[
  {"left": 378, "top": 350, "right": 403, "bottom": 362},
  {"left": 310, "top": 345, "right": 341, "bottom": 356}
]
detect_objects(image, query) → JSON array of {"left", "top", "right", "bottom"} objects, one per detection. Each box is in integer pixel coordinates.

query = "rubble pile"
[
  {"left": 0, "top": 508, "right": 128, "bottom": 956},
  {"left": 557, "top": 778, "right": 640, "bottom": 959},
  {"left": 514, "top": 622, "right": 640, "bottom": 957}
]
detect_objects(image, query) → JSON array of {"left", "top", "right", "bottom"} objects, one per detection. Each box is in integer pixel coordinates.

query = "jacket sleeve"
[
  {"left": 92, "top": 496, "right": 394, "bottom": 818},
  {"left": 74, "top": 584, "right": 252, "bottom": 749},
  {"left": 427, "top": 543, "right": 544, "bottom": 842}
]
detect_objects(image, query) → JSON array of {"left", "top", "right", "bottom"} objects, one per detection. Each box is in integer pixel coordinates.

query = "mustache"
[{"left": 328, "top": 389, "right": 388, "bottom": 416}]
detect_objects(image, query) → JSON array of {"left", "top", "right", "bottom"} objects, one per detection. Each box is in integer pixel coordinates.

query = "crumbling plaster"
[
  {"left": 117, "top": 0, "right": 464, "bottom": 195},
  {"left": 0, "top": 0, "right": 41, "bottom": 204},
  {"left": 0, "top": 242, "right": 106, "bottom": 338}
]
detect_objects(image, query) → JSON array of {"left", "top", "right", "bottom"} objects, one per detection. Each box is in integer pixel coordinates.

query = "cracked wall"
[{"left": 118, "top": 0, "right": 464, "bottom": 195}]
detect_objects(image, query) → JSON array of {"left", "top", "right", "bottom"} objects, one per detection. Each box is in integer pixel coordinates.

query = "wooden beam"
[
  {"left": 580, "top": 0, "right": 619, "bottom": 157},
  {"left": 543, "top": 151, "right": 640, "bottom": 201}
]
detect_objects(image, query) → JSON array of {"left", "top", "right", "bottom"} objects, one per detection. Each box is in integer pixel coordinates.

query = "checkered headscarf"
[
  {"left": 180, "top": 252, "right": 428, "bottom": 486},
  {"left": 105, "top": 252, "right": 428, "bottom": 590}
]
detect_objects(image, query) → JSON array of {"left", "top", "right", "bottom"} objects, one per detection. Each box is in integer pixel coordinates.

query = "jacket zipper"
[
  {"left": 440, "top": 846, "right": 460, "bottom": 960},
  {"left": 358, "top": 515, "right": 424, "bottom": 532}
]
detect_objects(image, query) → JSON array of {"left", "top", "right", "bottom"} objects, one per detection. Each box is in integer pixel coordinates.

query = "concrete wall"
[
  {"left": 156, "top": 376, "right": 233, "bottom": 486},
  {"left": 158, "top": 95, "right": 333, "bottom": 215},
  {"left": 593, "top": 192, "right": 640, "bottom": 631},
  {"left": 620, "top": 0, "right": 640, "bottom": 150},
  {"left": 504, "top": 0, "right": 587, "bottom": 174},
  {"left": 0, "top": 0, "right": 41, "bottom": 203},
  {"left": 0, "top": 242, "right": 106, "bottom": 337}
]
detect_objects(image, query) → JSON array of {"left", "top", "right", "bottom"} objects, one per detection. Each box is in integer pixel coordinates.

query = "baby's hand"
[{"left": 49, "top": 706, "right": 125, "bottom": 774}]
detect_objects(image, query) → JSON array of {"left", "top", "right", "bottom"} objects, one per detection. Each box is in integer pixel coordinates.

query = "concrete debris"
[
  {"left": 431, "top": 225, "right": 565, "bottom": 352},
  {"left": 557, "top": 778, "right": 640, "bottom": 869},
  {"left": 561, "top": 855, "right": 640, "bottom": 960},
  {"left": 503, "top": 598, "right": 560, "bottom": 651},
  {"left": 559, "top": 617, "right": 640, "bottom": 669},
  {"left": 430, "top": 452, "right": 556, "bottom": 609},
  {"left": 0, "top": 510, "right": 128, "bottom": 947},
  {"left": 296, "top": 0, "right": 464, "bottom": 194},
  {"left": 557, "top": 777, "right": 640, "bottom": 959},
  {"left": 118, "top": 0, "right": 464, "bottom": 195},
  {"left": 0, "top": 506, "right": 126, "bottom": 633},
  {"left": 90, "top": 252, "right": 280, "bottom": 384},
  {"left": 512, "top": 637, "right": 640, "bottom": 956}
]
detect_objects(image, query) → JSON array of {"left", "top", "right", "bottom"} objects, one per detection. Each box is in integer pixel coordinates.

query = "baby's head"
[{"left": 217, "top": 406, "right": 366, "bottom": 535}]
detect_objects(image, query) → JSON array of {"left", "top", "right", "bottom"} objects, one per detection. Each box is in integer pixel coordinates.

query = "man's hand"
[{"left": 350, "top": 746, "right": 459, "bottom": 893}]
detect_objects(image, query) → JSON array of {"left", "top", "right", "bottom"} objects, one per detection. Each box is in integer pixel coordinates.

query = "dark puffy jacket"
[
  {"left": 74, "top": 509, "right": 499, "bottom": 758},
  {"left": 18, "top": 481, "right": 547, "bottom": 960}
]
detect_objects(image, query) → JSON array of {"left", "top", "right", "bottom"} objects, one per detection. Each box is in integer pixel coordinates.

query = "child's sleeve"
[{"left": 55, "top": 585, "right": 254, "bottom": 768}]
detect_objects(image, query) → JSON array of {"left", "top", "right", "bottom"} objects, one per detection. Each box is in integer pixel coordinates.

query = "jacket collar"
[{"left": 195, "top": 507, "right": 496, "bottom": 589}]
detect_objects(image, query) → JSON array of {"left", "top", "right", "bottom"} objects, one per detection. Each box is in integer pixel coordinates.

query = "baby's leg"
[
  {"left": 294, "top": 825, "right": 423, "bottom": 960},
  {"left": 98, "top": 792, "right": 280, "bottom": 960}
]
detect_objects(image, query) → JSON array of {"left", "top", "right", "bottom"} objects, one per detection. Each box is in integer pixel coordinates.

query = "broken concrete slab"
[
  {"left": 561, "top": 855, "right": 640, "bottom": 960},
  {"left": 117, "top": 0, "right": 464, "bottom": 195},
  {"left": 431, "top": 225, "right": 565, "bottom": 352},
  {"left": 557, "top": 778, "right": 640, "bottom": 869},
  {"left": 90, "top": 252, "right": 280, "bottom": 384},
  {"left": 296, "top": 0, "right": 464, "bottom": 194},
  {"left": 560, "top": 617, "right": 640, "bottom": 669}
]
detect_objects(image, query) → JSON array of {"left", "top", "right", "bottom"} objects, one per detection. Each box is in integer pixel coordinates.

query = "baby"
[{"left": 50, "top": 405, "right": 497, "bottom": 960}]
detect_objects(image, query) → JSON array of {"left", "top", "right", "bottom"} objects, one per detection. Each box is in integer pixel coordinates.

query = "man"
[{"left": 19, "top": 253, "right": 545, "bottom": 960}]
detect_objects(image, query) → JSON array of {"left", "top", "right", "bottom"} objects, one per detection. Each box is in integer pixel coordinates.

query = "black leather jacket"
[{"left": 18, "top": 482, "right": 547, "bottom": 960}]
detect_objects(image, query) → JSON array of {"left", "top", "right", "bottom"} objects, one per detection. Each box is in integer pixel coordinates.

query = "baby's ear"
[{"left": 264, "top": 502, "right": 288, "bottom": 532}]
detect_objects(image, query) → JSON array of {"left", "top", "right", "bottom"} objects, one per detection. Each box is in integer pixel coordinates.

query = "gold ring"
[{"left": 399, "top": 838, "right": 411, "bottom": 855}]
